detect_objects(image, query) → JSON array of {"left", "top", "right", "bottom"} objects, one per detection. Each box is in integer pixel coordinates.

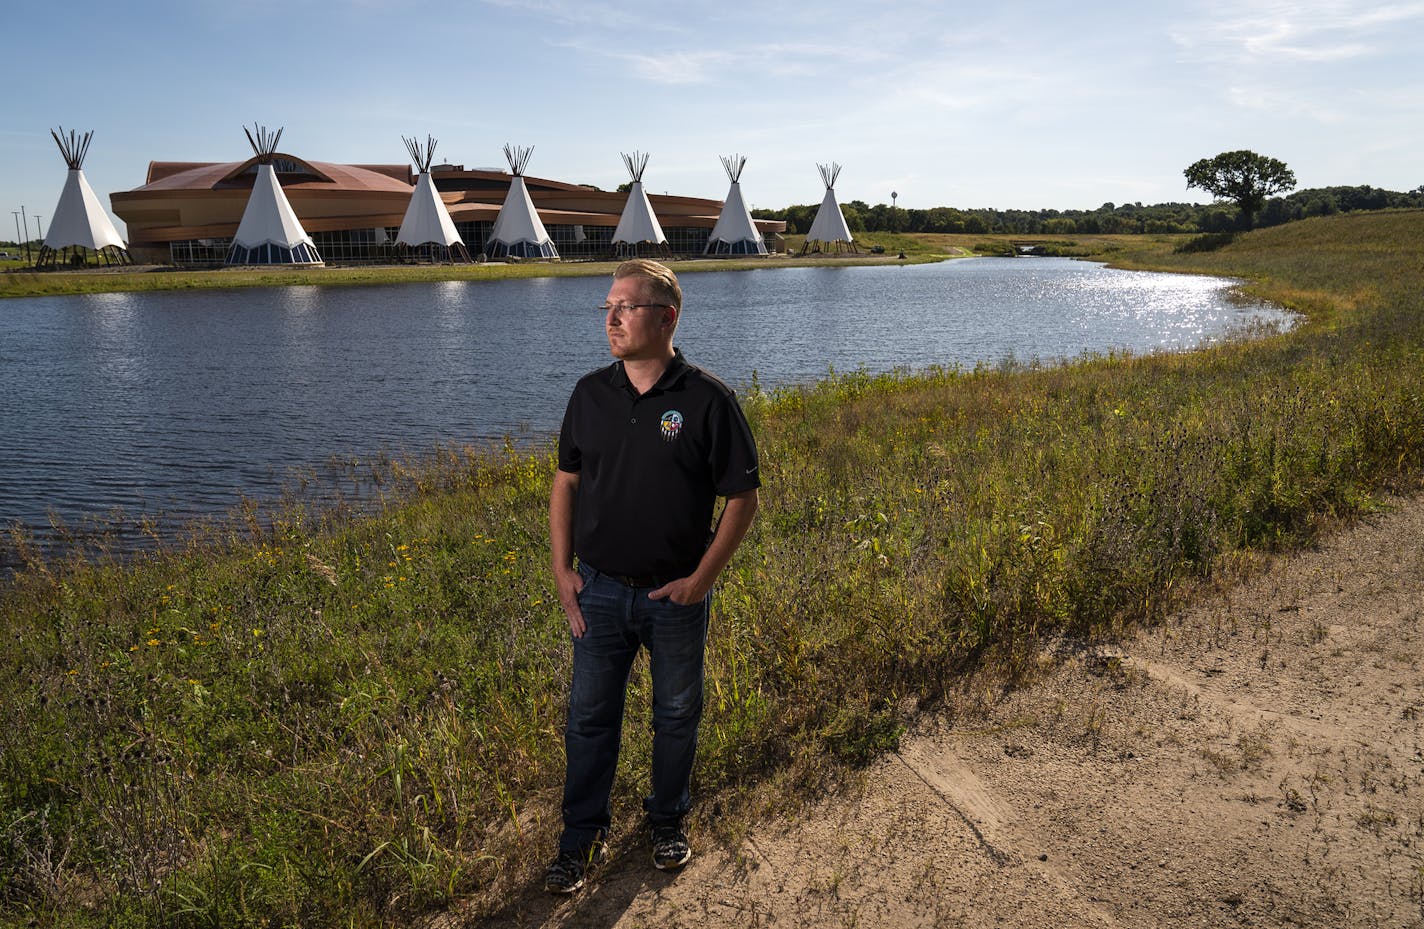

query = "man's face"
[{"left": 604, "top": 276, "right": 674, "bottom": 361}]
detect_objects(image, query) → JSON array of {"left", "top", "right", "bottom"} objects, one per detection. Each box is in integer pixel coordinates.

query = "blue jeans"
[{"left": 559, "top": 562, "right": 709, "bottom": 853}]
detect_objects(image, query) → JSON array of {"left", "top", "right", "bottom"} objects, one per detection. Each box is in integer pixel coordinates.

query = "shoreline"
[
  {"left": 1, "top": 247, "right": 1291, "bottom": 573},
  {"left": 0, "top": 229, "right": 1194, "bottom": 300},
  {"left": 0, "top": 251, "right": 945, "bottom": 300}
]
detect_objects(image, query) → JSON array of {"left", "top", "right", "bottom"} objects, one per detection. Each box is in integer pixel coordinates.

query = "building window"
[
  {"left": 169, "top": 238, "right": 230, "bottom": 265},
  {"left": 310, "top": 227, "right": 397, "bottom": 263},
  {"left": 665, "top": 226, "right": 712, "bottom": 255},
  {"left": 167, "top": 221, "right": 721, "bottom": 266},
  {"left": 454, "top": 221, "right": 495, "bottom": 257}
]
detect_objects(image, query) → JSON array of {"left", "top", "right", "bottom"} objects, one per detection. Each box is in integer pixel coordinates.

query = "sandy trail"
[{"left": 458, "top": 495, "right": 1424, "bottom": 928}]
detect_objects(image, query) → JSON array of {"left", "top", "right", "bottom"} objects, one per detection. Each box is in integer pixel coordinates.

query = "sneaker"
[
  {"left": 650, "top": 823, "right": 692, "bottom": 870},
  {"left": 543, "top": 842, "right": 603, "bottom": 894}
]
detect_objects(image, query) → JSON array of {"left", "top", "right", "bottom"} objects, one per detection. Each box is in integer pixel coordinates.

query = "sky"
[{"left": 3, "top": 0, "right": 1422, "bottom": 240}]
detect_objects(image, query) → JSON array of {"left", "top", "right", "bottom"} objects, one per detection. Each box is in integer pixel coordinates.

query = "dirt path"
[{"left": 464, "top": 496, "right": 1424, "bottom": 928}]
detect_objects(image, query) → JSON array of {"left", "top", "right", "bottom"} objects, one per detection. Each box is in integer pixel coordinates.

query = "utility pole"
[
  {"left": 11, "top": 212, "right": 21, "bottom": 256},
  {"left": 19, "top": 205, "right": 31, "bottom": 263}
]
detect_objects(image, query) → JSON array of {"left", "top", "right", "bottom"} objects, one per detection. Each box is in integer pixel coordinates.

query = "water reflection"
[{"left": 0, "top": 259, "right": 1292, "bottom": 557}]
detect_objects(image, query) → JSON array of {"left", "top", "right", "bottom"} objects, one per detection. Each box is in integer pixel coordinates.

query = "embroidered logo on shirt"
[{"left": 659, "top": 410, "right": 684, "bottom": 442}]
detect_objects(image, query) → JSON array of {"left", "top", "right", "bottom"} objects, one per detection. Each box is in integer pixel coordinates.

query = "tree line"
[{"left": 754, "top": 184, "right": 1424, "bottom": 237}]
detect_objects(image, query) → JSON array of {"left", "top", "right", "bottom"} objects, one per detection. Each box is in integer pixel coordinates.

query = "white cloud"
[
  {"left": 478, "top": 0, "right": 650, "bottom": 30},
  {"left": 565, "top": 39, "right": 884, "bottom": 86},
  {"left": 1224, "top": 85, "right": 1346, "bottom": 121},
  {"left": 1172, "top": 0, "right": 1424, "bottom": 63}
]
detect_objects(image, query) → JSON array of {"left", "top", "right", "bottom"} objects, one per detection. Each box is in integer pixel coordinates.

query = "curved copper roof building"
[{"left": 111, "top": 155, "right": 786, "bottom": 263}]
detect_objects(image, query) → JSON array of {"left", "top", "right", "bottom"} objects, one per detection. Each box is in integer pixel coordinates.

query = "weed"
[
  {"left": 1358, "top": 805, "right": 1400, "bottom": 836},
  {"left": 1236, "top": 726, "right": 1274, "bottom": 772},
  {"left": 1175, "top": 232, "right": 1238, "bottom": 253},
  {"left": 1306, "top": 617, "right": 1329, "bottom": 645}
]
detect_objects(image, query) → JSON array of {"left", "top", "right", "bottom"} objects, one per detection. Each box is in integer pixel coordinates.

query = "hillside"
[
  {"left": 466, "top": 493, "right": 1424, "bottom": 927},
  {"left": 2, "top": 211, "right": 1421, "bottom": 928}
]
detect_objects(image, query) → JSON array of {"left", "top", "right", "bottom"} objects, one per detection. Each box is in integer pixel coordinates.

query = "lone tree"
[{"left": 1184, "top": 150, "right": 1296, "bottom": 229}]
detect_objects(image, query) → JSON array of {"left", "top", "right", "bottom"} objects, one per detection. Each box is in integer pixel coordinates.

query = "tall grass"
[{"left": 2, "top": 211, "right": 1422, "bottom": 927}]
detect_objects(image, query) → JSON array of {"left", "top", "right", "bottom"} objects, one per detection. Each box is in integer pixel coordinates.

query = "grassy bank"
[
  {"left": 0, "top": 231, "right": 1162, "bottom": 299},
  {"left": 0, "top": 243, "right": 950, "bottom": 299},
  {"left": 2, "top": 212, "right": 1422, "bottom": 927}
]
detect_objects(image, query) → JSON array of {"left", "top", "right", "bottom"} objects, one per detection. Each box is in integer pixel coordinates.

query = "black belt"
[
  {"left": 606, "top": 572, "right": 666, "bottom": 589},
  {"left": 582, "top": 560, "right": 680, "bottom": 589}
]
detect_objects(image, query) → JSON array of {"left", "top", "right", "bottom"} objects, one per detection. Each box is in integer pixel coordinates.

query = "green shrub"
[{"left": 972, "top": 239, "right": 1019, "bottom": 257}]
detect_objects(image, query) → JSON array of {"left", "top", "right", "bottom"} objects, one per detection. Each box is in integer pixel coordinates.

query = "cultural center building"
[{"left": 109, "top": 153, "right": 786, "bottom": 264}]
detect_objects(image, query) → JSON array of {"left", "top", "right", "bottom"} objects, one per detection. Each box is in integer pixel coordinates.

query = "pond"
[{"left": 0, "top": 257, "right": 1292, "bottom": 559}]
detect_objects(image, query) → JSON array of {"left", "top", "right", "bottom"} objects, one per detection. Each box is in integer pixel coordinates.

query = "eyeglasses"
[{"left": 598, "top": 303, "right": 671, "bottom": 317}]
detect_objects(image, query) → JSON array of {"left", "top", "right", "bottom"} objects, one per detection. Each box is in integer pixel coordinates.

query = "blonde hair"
[{"left": 613, "top": 258, "right": 682, "bottom": 311}]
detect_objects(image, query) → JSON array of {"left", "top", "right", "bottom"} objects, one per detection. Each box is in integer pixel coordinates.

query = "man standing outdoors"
[{"left": 545, "top": 259, "right": 760, "bottom": 894}]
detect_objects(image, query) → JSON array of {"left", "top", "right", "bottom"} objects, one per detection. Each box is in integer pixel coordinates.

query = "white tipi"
[
  {"left": 37, "top": 128, "right": 131, "bottom": 269},
  {"left": 226, "top": 124, "right": 323, "bottom": 266},
  {"left": 611, "top": 151, "right": 669, "bottom": 258},
  {"left": 803, "top": 162, "right": 857, "bottom": 254},
  {"left": 705, "top": 154, "right": 767, "bottom": 256},
  {"left": 397, "top": 135, "right": 469, "bottom": 263},
  {"left": 485, "top": 144, "right": 558, "bottom": 260}
]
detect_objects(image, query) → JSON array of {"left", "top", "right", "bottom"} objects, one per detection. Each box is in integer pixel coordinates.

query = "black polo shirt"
[{"left": 557, "top": 349, "right": 760, "bottom": 579}]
